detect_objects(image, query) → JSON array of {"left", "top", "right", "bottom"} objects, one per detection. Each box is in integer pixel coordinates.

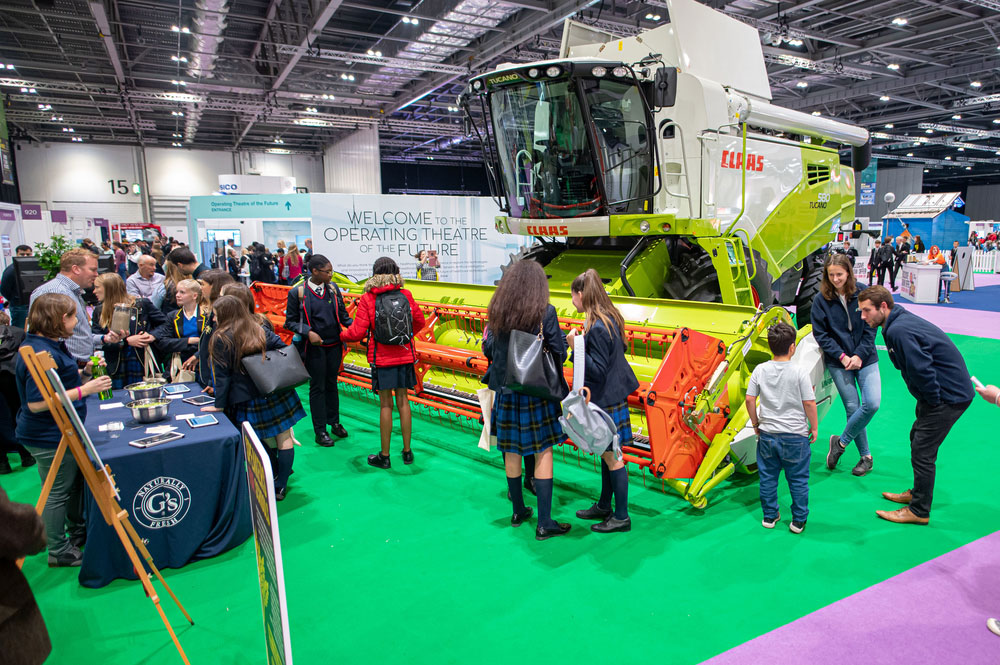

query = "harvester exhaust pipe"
[
  {"left": 728, "top": 92, "right": 871, "bottom": 169},
  {"left": 620, "top": 237, "right": 651, "bottom": 297}
]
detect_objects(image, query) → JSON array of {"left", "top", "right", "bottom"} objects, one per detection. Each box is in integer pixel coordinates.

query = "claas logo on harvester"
[{"left": 721, "top": 149, "right": 765, "bottom": 172}]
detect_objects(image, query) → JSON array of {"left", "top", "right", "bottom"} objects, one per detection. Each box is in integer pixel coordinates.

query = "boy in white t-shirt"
[{"left": 745, "top": 322, "right": 819, "bottom": 534}]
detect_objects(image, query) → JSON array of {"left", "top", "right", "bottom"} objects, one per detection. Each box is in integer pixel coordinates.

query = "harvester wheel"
[
  {"left": 748, "top": 250, "right": 773, "bottom": 307},
  {"left": 664, "top": 249, "right": 722, "bottom": 303},
  {"left": 497, "top": 242, "right": 564, "bottom": 284},
  {"left": 793, "top": 253, "right": 826, "bottom": 328}
]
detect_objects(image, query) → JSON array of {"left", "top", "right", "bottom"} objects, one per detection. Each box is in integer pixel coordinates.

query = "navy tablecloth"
[{"left": 80, "top": 384, "right": 252, "bottom": 588}]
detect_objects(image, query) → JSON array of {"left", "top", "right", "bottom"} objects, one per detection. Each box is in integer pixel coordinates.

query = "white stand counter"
[{"left": 899, "top": 264, "right": 942, "bottom": 304}]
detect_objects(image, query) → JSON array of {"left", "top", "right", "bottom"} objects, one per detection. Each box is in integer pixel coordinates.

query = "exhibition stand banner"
[
  {"left": 243, "top": 423, "right": 294, "bottom": 665},
  {"left": 311, "top": 194, "right": 526, "bottom": 284}
]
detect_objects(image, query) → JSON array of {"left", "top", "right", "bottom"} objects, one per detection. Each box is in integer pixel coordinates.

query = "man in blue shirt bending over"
[{"left": 858, "top": 285, "right": 974, "bottom": 525}]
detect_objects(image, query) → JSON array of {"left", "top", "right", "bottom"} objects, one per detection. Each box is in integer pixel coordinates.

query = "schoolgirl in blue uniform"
[
  {"left": 201, "top": 296, "right": 305, "bottom": 500},
  {"left": 567, "top": 269, "right": 639, "bottom": 533},
  {"left": 91, "top": 273, "right": 166, "bottom": 388},
  {"left": 153, "top": 278, "right": 208, "bottom": 381},
  {"left": 483, "top": 260, "right": 570, "bottom": 540}
]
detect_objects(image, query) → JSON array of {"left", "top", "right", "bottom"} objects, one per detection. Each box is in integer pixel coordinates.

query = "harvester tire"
[
  {"left": 793, "top": 254, "right": 826, "bottom": 328},
  {"left": 497, "top": 242, "right": 564, "bottom": 284},
  {"left": 748, "top": 250, "right": 773, "bottom": 307},
  {"left": 664, "top": 250, "right": 722, "bottom": 303}
]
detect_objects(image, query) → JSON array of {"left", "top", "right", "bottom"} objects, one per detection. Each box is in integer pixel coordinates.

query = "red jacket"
[{"left": 340, "top": 279, "right": 425, "bottom": 367}]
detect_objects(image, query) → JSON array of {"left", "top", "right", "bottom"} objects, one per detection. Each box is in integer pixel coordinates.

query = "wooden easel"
[{"left": 18, "top": 347, "right": 194, "bottom": 665}]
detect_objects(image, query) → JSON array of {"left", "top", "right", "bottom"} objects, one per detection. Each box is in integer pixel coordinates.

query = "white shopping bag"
[{"left": 476, "top": 387, "right": 496, "bottom": 451}]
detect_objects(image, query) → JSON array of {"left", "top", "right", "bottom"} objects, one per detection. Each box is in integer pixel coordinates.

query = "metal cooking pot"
[
  {"left": 123, "top": 378, "right": 167, "bottom": 401},
  {"left": 125, "top": 398, "right": 170, "bottom": 424}
]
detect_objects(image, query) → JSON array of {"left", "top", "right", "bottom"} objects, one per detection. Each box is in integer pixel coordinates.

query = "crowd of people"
[{"left": 968, "top": 230, "right": 999, "bottom": 252}]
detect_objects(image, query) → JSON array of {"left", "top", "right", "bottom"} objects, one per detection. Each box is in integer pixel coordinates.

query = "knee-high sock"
[
  {"left": 610, "top": 467, "right": 629, "bottom": 520},
  {"left": 506, "top": 476, "right": 525, "bottom": 514},
  {"left": 523, "top": 454, "right": 535, "bottom": 481},
  {"left": 276, "top": 449, "right": 295, "bottom": 490},
  {"left": 266, "top": 447, "right": 279, "bottom": 479},
  {"left": 534, "top": 478, "right": 556, "bottom": 528},
  {"left": 597, "top": 459, "right": 612, "bottom": 510}
]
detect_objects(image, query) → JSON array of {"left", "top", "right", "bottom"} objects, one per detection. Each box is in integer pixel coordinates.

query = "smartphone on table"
[
  {"left": 129, "top": 432, "right": 184, "bottom": 448},
  {"left": 187, "top": 414, "right": 218, "bottom": 428}
]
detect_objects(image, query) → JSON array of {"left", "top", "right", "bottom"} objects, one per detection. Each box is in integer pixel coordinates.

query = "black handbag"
[
  {"left": 505, "top": 324, "right": 567, "bottom": 402},
  {"left": 241, "top": 346, "right": 311, "bottom": 394}
]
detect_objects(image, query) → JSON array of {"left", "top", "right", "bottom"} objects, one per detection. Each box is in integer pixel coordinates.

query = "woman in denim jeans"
[{"left": 811, "top": 253, "right": 880, "bottom": 476}]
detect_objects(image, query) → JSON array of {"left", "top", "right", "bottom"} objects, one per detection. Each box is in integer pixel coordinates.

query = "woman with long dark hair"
[
  {"left": 92, "top": 273, "right": 166, "bottom": 388},
  {"left": 16, "top": 293, "right": 113, "bottom": 565},
  {"left": 340, "top": 257, "right": 425, "bottom": 468},
  {"left": 812, "top": 253, "right": 880, "bottom": 476},
  {"left": 483, "top": 260, "right": 570, "bottom": 540},
  {"left": 567, "top": 269, "right": 638, "bottom": 533},
  {"left": 201, "top": 296, "right": 305, "bottom": 500}
]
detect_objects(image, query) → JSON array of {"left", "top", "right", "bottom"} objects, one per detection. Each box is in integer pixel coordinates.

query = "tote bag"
[
  {"left": 241, "top": 346, "right": 310, "bottom": 395},
  {"left": 505, "top": 324, "right": 567, "bottom": 402},
  {"left": 559, "top": 335, "right": 620, "bottom": 458}
]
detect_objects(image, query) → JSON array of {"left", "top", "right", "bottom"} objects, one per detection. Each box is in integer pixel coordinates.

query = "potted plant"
[{"left": 34, "top": 235, "right": 74, "bottom": 279}]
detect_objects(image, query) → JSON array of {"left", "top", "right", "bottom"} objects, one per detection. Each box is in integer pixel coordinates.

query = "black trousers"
[
  {"left": 888, "top": 263, "right": 900, "bottom": 288},
  {"left": 304, "top": 343, "right": 343, "bottom": 434},
  {"left": 909, "top": 400, "right": 970, "bottom": 518},
  {"left": 875, "top": 265, "right": 887, "bottom": 286}
]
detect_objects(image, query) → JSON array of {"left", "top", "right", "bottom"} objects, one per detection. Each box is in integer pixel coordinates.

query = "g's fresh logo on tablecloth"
[{"left": 133, "top": 476, "right": 192, "bottom": 529}]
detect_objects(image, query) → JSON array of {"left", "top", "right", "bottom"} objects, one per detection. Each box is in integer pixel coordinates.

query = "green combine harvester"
[{"left": 325, "top": 0, "right": 871, "bottom": 509}]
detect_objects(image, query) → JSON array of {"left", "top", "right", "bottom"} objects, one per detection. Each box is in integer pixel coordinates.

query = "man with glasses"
[{"left": 284, "top": 255, "right": 353, "bottom": 447}]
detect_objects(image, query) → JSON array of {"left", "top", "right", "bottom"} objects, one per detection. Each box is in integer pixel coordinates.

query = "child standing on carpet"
[
  {"left": 202, "top": 295, "right": 305, "bottom": 501},
  {"left": 745, "top": 322, "right": 818, "bottom": 534}
]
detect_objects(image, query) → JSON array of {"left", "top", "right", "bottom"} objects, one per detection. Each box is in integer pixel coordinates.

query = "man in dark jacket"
[
  {"left": 0, "top": 245, "right": 33, "bottom": 329},
  {"left": 875, "top": 237, "right": 896, "bottom": 288},
  {"left": 835, "top": 240, "right": 858, "bottom": 267},
  {"left": 0, "top": 486, "right": 52, "bottom": 665},
  {"left": 858, "top": 286, "right": 974, "bottom": 525},
  {"left": 891, "top": 237, "right": 911, "bottom": 292}
]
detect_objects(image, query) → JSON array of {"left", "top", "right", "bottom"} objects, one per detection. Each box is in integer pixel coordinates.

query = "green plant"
[{"left": 34, "top": 235, "right": 74, "bottom": 279}]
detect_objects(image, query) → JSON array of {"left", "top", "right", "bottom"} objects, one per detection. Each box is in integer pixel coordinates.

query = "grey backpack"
[{"left": 559, "top": 335, "right": 620, "bottom": 458}]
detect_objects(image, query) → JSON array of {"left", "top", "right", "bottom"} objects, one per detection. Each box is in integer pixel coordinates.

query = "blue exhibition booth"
[{"left": 882, "top": 192, "right": 969, "bottom": 250}]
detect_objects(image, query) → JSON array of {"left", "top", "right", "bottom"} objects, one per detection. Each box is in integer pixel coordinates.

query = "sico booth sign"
[{"left": 217, "top": 174, "right": 296, "bottom": 195}]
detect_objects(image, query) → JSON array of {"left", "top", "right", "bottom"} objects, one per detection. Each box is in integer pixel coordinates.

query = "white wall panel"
[
  {"left": 965, "top": 184, "right": 1000, "bottom": 221},
  {"left": 16, "top": 142, "right": 142, "bottom": 204},
  {"left": 145, "top": 148, "right": 234, "bottom": 197},
  {"left": 324, "top": 126, "right": 380, "bottom": 194}
]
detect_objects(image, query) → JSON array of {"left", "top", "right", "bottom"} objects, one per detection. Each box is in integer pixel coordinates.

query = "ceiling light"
[
  {"left": 4, "top": 64, "right": 13, "bottom": 70},
  {"left": 652, "top": 14, "right": 661, "bottom": 20},
  {"left": 50, "top": 115, "right": 63, "bottom": 121},
  {"left": 811, "top": 111, "right": 821, "bottom": 116},
  {"left": 952, "top": 114, "right": 962, "bottom": 120},
  {"left": 884, "top": 123, "right": 894, "bottom": 128},
  {"left": 71, "top": 136, "right": 82, "bottom": 142},
  {"left": 907, "top": 152, "right": 913, "bottom": 156},
  {"left": 340, "top": 73, "right": 355, "bottom": 81},
  {"left": 267, "top": 148, "right": 291, "bottom": 154},
  {"left": 171, "top": 25, "right": 190, "bottom": 33},
  {"left": 172, "top": 142, "right": 182, "bottom": 147},
  {"left": 172, "top": 133, "right": 182, "bottom": 137},
  {"left": 887, "top": 63, "right": 900, "bottom": 70},
  {"left": 170, "top": 55, "right": 188, "bottom": 63},
  {"left": 411, "top": 18, "right": 418, "bottom": 25},
  {"left": 971, "top": 81, "right": 983, "bottom": 87},
  {"left": 880, "top": 95, "right": 891, "bottom": 102},
  {"left": 925, "top": 128, "right": 933, "bottom": 133},
  {"left": 958, "top": 147, "right": 965, "bottom": 151},
  {"left": 788, "top": 39, "right": 804, "bottom": 47},
  {"left": 924, "top": 169, "right": 929, "bottom": 173},
  {"left": 966, "top": 166, "right": 972, "bottom": 170},
  {"left": 945, "top": 156, "right": 952, "bottom": 160},
  {"left": 366, "top": 49, "right": 382, "bottom": 57},
  {"left": 796, "top": 81, "right": 808, "bottom": 88},
  {"left": 321, "top": 94, "right": 334, "bottom": 100},
  {"left": 274, "top": 138, "right": 284, "bottom": 144},
  {"left": 645, "top": 13, "right": 653, "bottom": 19},
  {"left": 305, "top": 106, "right": 318, "bottom": 113},
  {"left": 294, "top": 118, "right": 333, "bottom": 127},
  {"left": 891, "top": 17, "right": 908, "bottom": 26},
  {"left": 994, "top": 118, "right": 1000, "bottom": 124},
  {"left": 20, "top": 87, "right": 36, "bottom": 93},
  {"left": 37, "top": 103, "right": 51, "bottom": 110},
  {"left": 171, "top": 80, "right": 187, "bottom": 86},
  {"left": 171, "top": 110, "right": 184, "bottom": 117},
  {"left": 402, "top": 16, "right": 411, "bottom": 23},
  {"left": 61, "top": 127, "right": 73, "bottom": 132}
]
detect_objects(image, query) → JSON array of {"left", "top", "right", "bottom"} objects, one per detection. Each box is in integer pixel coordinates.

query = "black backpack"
[
  {"left": 372, "top": 291, "right": 413, "bottom": 345},
  {"left": 0, "top": 325, "right": 24, "bottom": 375}
]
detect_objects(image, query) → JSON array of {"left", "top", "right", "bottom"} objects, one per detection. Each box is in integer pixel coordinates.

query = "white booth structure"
[{"left": 899, "top": 263, "right": 944, "bottom": 304}]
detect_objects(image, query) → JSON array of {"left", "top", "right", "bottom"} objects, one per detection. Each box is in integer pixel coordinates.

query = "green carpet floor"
[{"left": 4, "top": 332, "right": 999, "bottom": 665}]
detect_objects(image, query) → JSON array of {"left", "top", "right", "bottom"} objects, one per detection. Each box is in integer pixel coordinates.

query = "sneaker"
[
  {"left": 789, "top": 520, "right": 807, "bottom": 534},
  {"left": 826, "top": 435, "right": 846, "bottom": 470},
  {"left": 987, "top": 618, "right": 1000, "bottom": 637},
  {"left": 762, "top": 512, "right": 780, "bottom": 529},
  {"left": 852, "top": 456, "right": 874, "bottom": 477},
  {"left": 48, "top": 547, "right": 83, "bottom": 568},
  {"left": 367, "top": 452, "right": 390, "bottom": 469}
]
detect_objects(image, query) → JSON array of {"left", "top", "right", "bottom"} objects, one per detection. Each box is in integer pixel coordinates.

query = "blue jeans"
[
  {"left": 757, "top": 432, "right": 811, "bottom": 523},
  {"left": 827, "top": 363, "right": 881, "bottom": 458}
]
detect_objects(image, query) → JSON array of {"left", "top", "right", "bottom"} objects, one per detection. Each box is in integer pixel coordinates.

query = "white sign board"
[
  {"left": 218, "top": 174, "right": 296, "bottom": 195},
  {"left": 311, "top": 194, "right": 528, "bottom": 285}
]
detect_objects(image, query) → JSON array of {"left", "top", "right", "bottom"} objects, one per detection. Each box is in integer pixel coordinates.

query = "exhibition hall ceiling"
[{"left": 3, "top": 0, "right": 1000, "bottom": 184}]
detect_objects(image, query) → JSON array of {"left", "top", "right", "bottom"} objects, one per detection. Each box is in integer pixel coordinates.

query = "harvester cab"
[{"left": 462, "top": 0, "right": 871, "bottom": 322}]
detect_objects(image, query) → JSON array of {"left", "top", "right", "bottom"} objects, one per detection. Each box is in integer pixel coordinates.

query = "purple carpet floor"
[{"left": 702, "top": 530, "right": 1000, "bottom": 664}]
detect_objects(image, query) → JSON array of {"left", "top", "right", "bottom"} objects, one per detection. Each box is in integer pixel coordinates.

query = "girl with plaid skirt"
[
  {"left": 91, "top": 273, "right": 166, "bottom": 389},
  {"left": 567, "top": 269, "right": 639, "bottom": 533},
  {"left": 483, "top": 260, "right": 570, "bottom": 541},
  {"left": 202, "top": 295, "right": 305, "bottom": 501}
]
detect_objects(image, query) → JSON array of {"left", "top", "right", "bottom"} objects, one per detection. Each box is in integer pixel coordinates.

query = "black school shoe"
[
  {"left": 316, "top": 432, "right": 335, "bottom": 448},
  {"left": 367, "top": 452, "right": 390, "bottom": 469},
  {"left": 330, "top": 423, "right": 349, "bottom": 439},
  {"left": 535, "top": 522, "right": 572, "bottom": 541},
  {"left": 511, "top": 507, "right": 533, "bottom": 527},
  {"left": 0, "top": 457, "right": 11, "bottom": 475},
  {"left": 402, "top": 449, "right": 414, "bottom": 465},
  {"left": 576, "top": 503, "right": 612, "bottom": 521},
  {"left": 19, "top": 452, "right": 35, "bottom": 468},
  {"left": 275, "top": 486, "right": 287, "bottom": 501},
  {"left": 591, "top": 516, "right": 631, "bottom": 533}
]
